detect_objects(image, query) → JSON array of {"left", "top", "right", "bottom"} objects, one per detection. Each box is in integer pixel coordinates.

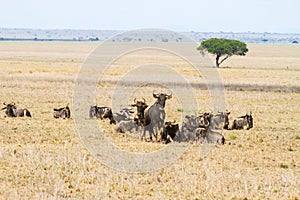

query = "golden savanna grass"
[{"left": 0, "top": 41, "right": 299, "bottom": 199}]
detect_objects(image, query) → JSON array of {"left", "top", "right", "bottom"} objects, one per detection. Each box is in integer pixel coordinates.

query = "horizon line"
[{"left": 1, "top": 27, "right": 300, "bottom": 35}]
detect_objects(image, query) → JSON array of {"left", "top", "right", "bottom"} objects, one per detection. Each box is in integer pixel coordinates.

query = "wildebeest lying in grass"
[
  {"left": 115, "top": 120, "right": 139, "bottom": 134},
  {"left": 210, "top": 111, "right": 230, "bottom": 130},
  {"left": 115, "top": 99, "right": 148, "bottom": 134},
  {"left": 162, "top": 121, "right": 179, "bottom": 144},
  {"left": 231, "top": 112, "right": 253, "bottom": 130},
  {"left": 194, "top": 128, "right": 225, "bottom": 144},
  {"left": 89, "top": 105, "right": 115, "bottom": 124},
  {"left": 181, "top": 113, "right": 211, "bottom": 141},
  {"left": 113, "top": 107, "right": 135, "bottom": 123},
  {"left": 1, "top": 102, "right": 31, "bottom": 117},
  {"left": 181, "top": 113, "right": 226, "bottom": 144},
  {"left": 53, "top": 104, "right": 70, "bottom": 119}
]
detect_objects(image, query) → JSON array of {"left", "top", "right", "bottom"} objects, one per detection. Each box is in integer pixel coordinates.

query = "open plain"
[{"left": 0, "top": 41, "right": 299, "bottom": 199}]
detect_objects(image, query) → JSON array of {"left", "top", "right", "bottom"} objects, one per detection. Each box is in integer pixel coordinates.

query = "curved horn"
[
  {"left": 142, "top": 98, "right": 146, "bottom": 103},
  {"left": 153, "top": 90, "right": 159, "bottom": 98},
  {"left": 133, "top": 98, "right": 137, "bottom": 104},
  {"left": 153, "top": 90, "right": 159, "bottom": 95},
  {"left": 3, "top": 102, "right": 6, "bottom": 105},
  {"left": 166, "top": 92, "right": 172, "bottom": 99}
]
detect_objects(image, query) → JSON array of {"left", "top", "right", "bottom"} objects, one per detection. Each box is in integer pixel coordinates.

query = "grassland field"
[{"left": 0, "top": 41, "right": 299, "bottom": 199}]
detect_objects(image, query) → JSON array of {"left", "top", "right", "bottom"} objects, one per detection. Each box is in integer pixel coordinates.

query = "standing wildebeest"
[
  {"left": 142, "top": 91, "right": 172, "bottom": 141},
  {"left": 162, "top": 121, "right": 179, "bottom": 144},
  {"left": 231, "top": 112, "right": 253, "bottom": 130},
  {"left": 2, "top": 102, "right": 31, "bottom": 117},
  {"left": 53, "top": 104, "right": 70, "bottom": 119},
  {"left": 210, "top": 111, "right": 230, "bottom": 130},
  {"left": 89, "top": 105, "right": 116, "bottom": 124}
]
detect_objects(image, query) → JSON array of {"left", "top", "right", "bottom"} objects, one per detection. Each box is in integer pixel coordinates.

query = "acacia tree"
[{"left": 197, "top": 38, "right": 248, "bottom": 67}]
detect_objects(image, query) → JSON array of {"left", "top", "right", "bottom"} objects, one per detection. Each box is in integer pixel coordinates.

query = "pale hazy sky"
[{"left": 1, "top": 0, "right": 299, "bottom": 33}]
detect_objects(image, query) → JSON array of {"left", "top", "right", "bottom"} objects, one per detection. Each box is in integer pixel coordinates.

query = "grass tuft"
[{"left": 228, "top": 134, "right": 237, "bottom": 140}]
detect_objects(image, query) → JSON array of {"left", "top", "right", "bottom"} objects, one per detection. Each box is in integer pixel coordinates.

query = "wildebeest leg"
[
  {"left": 157, "top": 122, "right": 164, "bottom": 142},
  {"left": 162, "top": 127, "right": 167, "bottom": 142},
  {"left": 149, "top": 125, "right": 154, "bottom": 141},
  {"left": 219, "top": 135, "right": 225, "bottom": 144},
  {"left": 145, "top": 124, "right": 155, "bottom": 141},
  {"left": 141, "top": 126, "right": 147, "bottom": 141},
  {"left": 152, "top": 123, "right": 157, "bottom": 140},
  {"left": 62, "top": 111, "right": 66, "bottom": 119}
]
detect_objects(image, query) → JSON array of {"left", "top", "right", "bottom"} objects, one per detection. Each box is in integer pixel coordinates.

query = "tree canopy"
[{"left": 197, "top": 38, "right": 248, "bottom": 67}]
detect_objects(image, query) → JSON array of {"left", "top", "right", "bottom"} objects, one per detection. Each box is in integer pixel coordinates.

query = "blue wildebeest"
[
  {"left": 1, "top": 102, "right": 31, "bottom": 117},
  {"left": 113, "top": 107, "right": 135, "bottom": 123},
  {"left": 89, "top": 105, "right": 116, "bottom": 124},
  {"left": 181, "top": 113, "right": 211, "bottom": 142},
  {"left": 162, "top": 121, "right": 179, "bottom": 144},
  {"left": 142, "top": 91, "right": 172, "bottom": 141},
  {"left": 231, "top": 112, "right": 253, "bottom": 130},
  {"left": 114, "top": 120, "right": 139, "bottom": 134},
  {"left": 209, "top": 111, "right": 230, "bottom": 130},
  {"left": 53, "top": 104, "right": 70, "bottom": 119},
  {"left": 115, "top": 98, "right": 148, "bottom": 134},
  {"left": 194, "top": 128, "right": 225, "bottom": 144},
  {"left": 130, "top": 98, "right": 148, "bottom": 125}
]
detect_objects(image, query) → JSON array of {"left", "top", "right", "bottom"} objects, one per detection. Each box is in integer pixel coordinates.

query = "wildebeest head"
[
  {"left": 152, "top": 91, "right": 172, "bottom": 107},
  {"left": 221, "top": 111, "right": 230, "bottom": 129},
  {"left": 2, "top": 102, "right": 17, "bottom": 117},
  {"left": 131, "top": 98, "right": 148, "bottom": 119},
  {"left": 198, "top": 112, "right": 212, "bottom": 128},
  {"left": 245, "top": 112, "right": 253, "bottom": 129},
  {"left": 89, "top": 105, "right": 98, "bottom": 119},
  {"left": 100, "top": 107, "right": 115, "bottom": 124}
]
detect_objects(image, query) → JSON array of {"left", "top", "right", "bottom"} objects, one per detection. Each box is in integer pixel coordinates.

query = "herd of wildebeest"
[{"left": 1, "top": 91, "right": 253, "bottom": 144}]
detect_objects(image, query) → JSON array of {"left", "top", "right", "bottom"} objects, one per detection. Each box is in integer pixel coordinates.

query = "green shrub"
[
  {"left": 228, "top": 134, "right": 237, "bottom": 140},
  {"left": 176, "top": 108, "right": 183, "bottom": 112}
]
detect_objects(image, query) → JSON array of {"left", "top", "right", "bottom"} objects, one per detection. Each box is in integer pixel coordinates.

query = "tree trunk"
[
  {"left": 219, "top": 55, "right": 229, "bottom": 66},
  {"left": 215, "top": 54, "right": 229, "bottom": 67},
  {"left": 216, "top": 54, "right": 220, "bottom": 67}
]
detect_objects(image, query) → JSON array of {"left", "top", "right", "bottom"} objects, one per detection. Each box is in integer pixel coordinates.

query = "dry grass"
[{"left": 0, "top": 41, "right": 299, "bottom": 199}]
